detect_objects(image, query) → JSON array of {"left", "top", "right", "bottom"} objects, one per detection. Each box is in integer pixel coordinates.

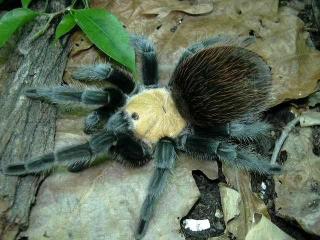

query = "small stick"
[
  {"left": 271, "top": 117, "right": 300, "bottom": 165},
  {"left": 31, "top": 13, "right": 60, "bottom": 41}
]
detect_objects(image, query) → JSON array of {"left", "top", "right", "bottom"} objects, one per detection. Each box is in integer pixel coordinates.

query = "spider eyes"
[{"left": 131, "top": 112, "right": 139, "bottom": 120}]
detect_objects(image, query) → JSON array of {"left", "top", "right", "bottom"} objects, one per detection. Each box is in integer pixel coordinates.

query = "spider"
[{"left": 3, "top": 34, "right": 281, "bottom": 239}]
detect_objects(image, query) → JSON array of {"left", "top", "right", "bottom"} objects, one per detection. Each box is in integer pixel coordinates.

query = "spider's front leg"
[
  {"left": 23, "top": 86, "right": 125, "bottom": 168},
  {"left": 130, "top": 34, "right": 159, "bottom": 86},
  {"left": 82, "top": 88, "right": 126, "bottom": 135},
  {"left": 72, "top": 63, "right": 135, "bottom": 94},
  {"left": 73, "top": 34, "right": 159, "bottom": 88},
  {"left": 135, "top": 138, "right": 176, "bottom": 239},
  {"left": 24, "top": 86, "right": 125, "bottom": 107},
  {"left": 178, "top": 134, "right": 281, "bottom": 174},
  {"left": 3, "top": 129, "right": 115, "bottom": 176}
]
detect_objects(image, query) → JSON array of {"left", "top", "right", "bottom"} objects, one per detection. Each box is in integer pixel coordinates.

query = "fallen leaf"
[
  {"left": 300, "top": 111, "right": 320, "bottom": 127},
  {"left": 245, "top": 213, "right": 294, "bottom": 240},
  {"left": 221, "top": 168, "right": 270, "bottom": 239},
  {"left": 219, "top": 184, "right": 241, "bottom": 223},
  {"left": 308, "top": 91, "right": 320, "bottom": 107},
  {"left": 70, "top": 32, "right": 93, "bottom": 56},
  {"left": 274, "top": 127, "right": 320, "bottom": 236}
]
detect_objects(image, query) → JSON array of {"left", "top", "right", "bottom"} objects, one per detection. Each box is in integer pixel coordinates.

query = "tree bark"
[{"left": 0, "top": 1, "right": 71, "bottom": 239}]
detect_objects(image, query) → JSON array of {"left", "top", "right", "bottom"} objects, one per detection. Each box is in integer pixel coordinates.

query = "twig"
[
  {"left": 71, "top": 0, "right": 79, "bottom": 8},
  {"left": 44, "top": 0, "right": 49, "bottom": 13},
  {"left": 31, "top": 11, "right": 64, "bottom": 42},
  {"left": 82, "top": 0, "right": 90, "bottom": 8},
  {"left": 271, "top": 117, "right": 300, "bottom": 164}
]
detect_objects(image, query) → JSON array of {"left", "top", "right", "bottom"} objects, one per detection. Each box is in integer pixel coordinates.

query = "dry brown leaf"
[
  {"left": 300, "top": 111, "right": 320, "bottom": 127},
  {"left": 219, "top": 184, "right": 241, "bottom": 223},
  {"left": 70, "top": 32, "right": 93, "bottom": 56},
  {"left": 245, "top": 213, "right": 294, "bottom": 240},
  {"left": 308, "top": 91, "right": 320, "bottom": 107},
  {"left": 221, "top": 168, "right": 270, "bottom": 239},
  {"left": 274, "top": 127, "right": 320, "bottom": 236}
]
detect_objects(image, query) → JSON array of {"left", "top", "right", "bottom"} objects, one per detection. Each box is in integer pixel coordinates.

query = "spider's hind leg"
[
  {"left": 179, "top": 134, "right": 281, "bottom": 175},
  {"left": 196, "top": 121, "right": 272, "bottom": 142},
  {"left": 228, "top": 121, "right": 272, "bottom": 141},
  {"left": 228, "top": 121, "right": 273, "bottom": 153}
]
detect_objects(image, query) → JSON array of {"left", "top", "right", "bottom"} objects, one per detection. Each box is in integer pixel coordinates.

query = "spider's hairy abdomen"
[
  {"left": 124, "top": 88, "right": 187, "bottom": 143},
  {"left": 170, "top": 46, "right": 272, "bottom": 127}
]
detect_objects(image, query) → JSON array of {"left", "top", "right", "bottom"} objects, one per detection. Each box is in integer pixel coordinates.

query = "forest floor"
[{"left": 1, "top": 0, "right": 320, "bottom": 240}]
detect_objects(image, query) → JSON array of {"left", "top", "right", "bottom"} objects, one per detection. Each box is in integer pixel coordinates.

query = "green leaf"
[
  {"left": 0, "top": 8, "right": 38, "bottom": 48},
  {"left": 55, "top": 13, "right": 76, "bottom": 40},
  {"left": 21, "top": 0, "right": 32, "bottom": 8},
  {"left": 71, "top": 8, "right": 135, "bottom": 73}
]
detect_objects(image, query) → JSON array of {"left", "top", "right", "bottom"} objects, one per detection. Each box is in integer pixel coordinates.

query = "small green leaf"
[
  {"left": 55, "top": 13, "right": 76, "bottom": 40},
  {"left": 71, "top": 8, "right": 135, "bottom": 73},
  {"left": 0, "top": 8, "right": 38, "bottom": 48},
  {"left": 21, "top": 0, "right": 32, "bottom": 8}
]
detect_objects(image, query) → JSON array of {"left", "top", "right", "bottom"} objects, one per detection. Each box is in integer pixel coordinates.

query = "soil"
[{"left": 181, "top": 170, "right": 225, "bottom": 239}]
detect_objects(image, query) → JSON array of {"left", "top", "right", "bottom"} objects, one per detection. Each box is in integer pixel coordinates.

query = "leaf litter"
[{"left": 22, "top": 0, "right": 320, "bottom": 239}]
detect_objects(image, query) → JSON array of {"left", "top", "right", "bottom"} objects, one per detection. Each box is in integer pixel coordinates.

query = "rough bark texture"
[{"left": 0, "top": 1, "right": 70, "bottom": 239}]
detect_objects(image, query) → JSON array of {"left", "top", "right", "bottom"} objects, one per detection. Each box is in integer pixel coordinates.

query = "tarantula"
[{"left": 3, "top": 34, "right": 281, "bottom": 239}]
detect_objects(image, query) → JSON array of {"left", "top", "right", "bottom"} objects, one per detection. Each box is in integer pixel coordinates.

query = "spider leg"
[
  {"left": 135, "top": 138, "right": 176, "bottom": 239},
  {"left": 131, "top": 34, "right": 159, "bottom": 85},
  {"left": 3, "top": 130, "right": 115, "bottom": 176},
  {"left": 73, "top": 35, "right": 158, "bottom": 88},
  {"left": 178, "top": 35, "right": 255, "bottom": 64},
  {"left": 178, "top": 135, "right": 281, "bottom": 174},
  {"left": 69, "top": 111, "right": 132, "bottom": 172},
  {"left": 109, "top": 133, "right": 152, "bottom": 167},
  {"left": 228, "top": 121, "right": 273, "bottom": 153},
  {"left": 195, "top": 121, "right": 272, "bottom": 142},
  {"left": 83, "top": 87, "right": 126, "bottom": 134},
  {"left": 24, "top": 86, "right": 124, "bottom": 106},
  {"left": 195, "top": 121, "right": 273, "bottom": 155},
  {"left": 72, "top": 63, "right": 135, "bottom": 94},
  {"left": 229, "top": 121, "right": 272, "bottom": 141},
  {"left": 83, "top": 105, "right": 116, "bottom": 135}
]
